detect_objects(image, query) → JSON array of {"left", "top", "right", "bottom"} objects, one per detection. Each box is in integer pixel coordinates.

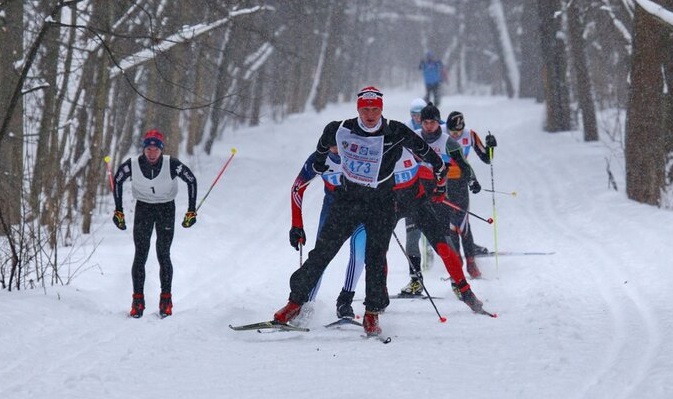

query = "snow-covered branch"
[
  {"left": 634, "top": 0, "right": 673, "bottom": 26},
  {"left": 109, "top": 6, "right": 273, "bottom": 79}
]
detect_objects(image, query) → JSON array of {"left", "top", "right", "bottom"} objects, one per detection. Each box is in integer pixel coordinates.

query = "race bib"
[{"left": 336, "top": 125, "right": 384, "bottom": 188}]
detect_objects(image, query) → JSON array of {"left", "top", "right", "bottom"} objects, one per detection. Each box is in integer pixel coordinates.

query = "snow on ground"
[{"left": 2, "top": 87, "right": 673, "bottom": 399}]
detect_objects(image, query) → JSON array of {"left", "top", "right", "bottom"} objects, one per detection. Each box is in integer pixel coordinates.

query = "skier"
[
  {"left": 445, "top": 111, "right": 497, "bottom": 278},
  {"left": 112, "top": 130, "right": 198, "bottom": 318},
  {"left": 405, "top": 98, "right": 427, "bottom": 131},
  {"left": 289, "top": 148, "right": 365, "bottom": 322},
  {"left": 273, "top": 86, "right": 446, "bottom": 336},
  {"left": 419, "top": 51, "right": 444, "bottom": 106},
  {"left": 391, "top": 129, "right": 484, "bottom": 311},
  {"left": 400, "top": 102, "right": 483, "bottom": 293}
]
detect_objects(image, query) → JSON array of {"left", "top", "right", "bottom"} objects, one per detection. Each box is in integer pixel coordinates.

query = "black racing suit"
[
  {"left": 113, "top": 155, "right": 197, "bottom": 294},
  {"left": 446, "top": 132, "right": 490, "bottom": 259},
  {"left": 287, "top": 117, "right": 444, "bottom": 312}
]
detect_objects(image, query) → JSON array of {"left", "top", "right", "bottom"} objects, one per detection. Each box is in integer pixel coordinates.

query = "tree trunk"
[
  {"left": 81, "top": 4, "right": 114, "bottom": 234},
  {"left": 488, "top": 0, "right": 519, "bottom": 98},
  {"left": 186, "top": 46, "right": 210, "bottom": 154},
  {"left": 0, "top": 0, "right": 24, "bottom": 228},
  {"left": 625, "top": 3, "right": 667, "bottom": 206},
  {"left": 567, "top": 0, "right": 598, "bottom": 142},
  {"left": 537, "top": 0, "right": 571, "bottom": 132},
  {"left": 519, "top": 0, "right": 544, "bottom": 100}
]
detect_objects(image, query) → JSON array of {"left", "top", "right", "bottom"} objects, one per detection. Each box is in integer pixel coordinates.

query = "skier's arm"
[
  {"left": 291, "top": 153, "right": 319, "bottom": 228},
  {"left": 113, "top": 159, "right": 132, "bottom": 211},
  {"left": 470, "top": 130, "right": 491, "bottom": 164},
  {"left": 171, "top": 158, "right": 198, "bottom": 211},
  {"left": 313, "top": 121, "right": 340, "bottom": 173},
  {"left": 446, "top": 137, "right": 477, "bottom": 181}
]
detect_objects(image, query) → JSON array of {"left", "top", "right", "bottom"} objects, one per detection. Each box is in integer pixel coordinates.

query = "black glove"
[
  {"left": 312, "top": 161, "right": 329, "bottom": 174},
  {"left": 433, "top": 164, "right": 447, "bottom": 182},
  {"left": 113, "top": 210, "right": 126, "bottom": 230},
  {"left": 289, "top": 226, "right": 306, "bottom": 250},
  {"left": 182, "top": 211, "right": 197, "bottom": 228},
  {"left": 485, "top": 133, "right": 497, "bottom": 148},
  {"left": 469, "top": 179, "right": 481, "bottom": 194}
]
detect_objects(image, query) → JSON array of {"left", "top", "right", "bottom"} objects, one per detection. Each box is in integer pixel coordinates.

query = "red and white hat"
[{"left": 356, "top": 86, "right": 383, "bottom": 110}]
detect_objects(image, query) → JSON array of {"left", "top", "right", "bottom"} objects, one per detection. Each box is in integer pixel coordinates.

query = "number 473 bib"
[{"left": 336, "top": 125, "right": 384, "bottom": 188}]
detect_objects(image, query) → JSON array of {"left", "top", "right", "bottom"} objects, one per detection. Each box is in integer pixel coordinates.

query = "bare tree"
[
  {"left": 537, "top": 0, "right": 571, "bottom": 132},
  {"left": 519, "top": 0, "right": 545, "bottom": 100},
  {"left": 0, "top": 0, "right": 24, "bottom": 227},
  {"left": 488, "top": 0, "right": 519, "bottom": 98},
  {"left": 625, "top": 0, "right": 672, "bottom": 205},
  {"left": 567, "top": 0, "right": 598, "bottom": 141}
]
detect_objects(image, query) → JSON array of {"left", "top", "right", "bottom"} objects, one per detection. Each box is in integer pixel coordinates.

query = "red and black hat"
[{"left": 143, "top": 129, "right": 165, "bottom": 150}]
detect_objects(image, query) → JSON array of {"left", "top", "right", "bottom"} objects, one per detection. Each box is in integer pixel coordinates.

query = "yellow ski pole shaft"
[{"left": 488, "top": 140, "right": 499, "bottom": 276}]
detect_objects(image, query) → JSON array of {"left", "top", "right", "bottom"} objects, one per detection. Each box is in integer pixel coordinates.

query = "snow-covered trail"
[
  {"left": 466, "top": 96, "right": 673, "bottom": 398},
  {"left": 2, "top": 92, "right": 673, "bottom": 399}
]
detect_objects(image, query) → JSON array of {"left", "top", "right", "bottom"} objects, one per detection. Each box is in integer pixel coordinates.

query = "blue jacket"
[{"left": 420, "top": 59, "right": 443, "bottom": 85}]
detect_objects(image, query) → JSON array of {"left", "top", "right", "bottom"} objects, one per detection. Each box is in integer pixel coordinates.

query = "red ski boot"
[
  {"left": 159, "top": 292, "right": 173, "bottom": 317},
  {"left": 273, "top": 301, "right": 301, "bottom": 324},
  {"left": 363, "top": 311, "right": 382, "bottom": 336},
  {"left": 129, "top": 293, "right": 145, "bottom": 318}
]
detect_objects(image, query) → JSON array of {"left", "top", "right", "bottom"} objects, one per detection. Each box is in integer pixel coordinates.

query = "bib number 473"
[{"left": 348, "top": 160, "right": 371, "bottom": 173}]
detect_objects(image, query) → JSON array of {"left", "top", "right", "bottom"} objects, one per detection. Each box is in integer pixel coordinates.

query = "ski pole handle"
[
  {"left": 196, "top": 148, "right": 237, "bottom": 212},
  {"left": 104, "top": 155, "right": 114, "bottom": 192},
  {"left": 441, "top": 199, "right": 493, "bottom": 224}
]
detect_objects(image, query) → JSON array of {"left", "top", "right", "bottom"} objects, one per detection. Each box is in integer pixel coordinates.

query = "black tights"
[{"left": 131, "top": 201, "right": 175, "bottom": 294}]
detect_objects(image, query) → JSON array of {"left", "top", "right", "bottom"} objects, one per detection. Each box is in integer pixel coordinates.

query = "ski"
[
  {"left": 228, "top": 320, "right": 310, "bottom": 332},
  {"left": 324, "top": 318, "right": 363, "bottom": 328},
  {"left": 392, "top": 293, "right": 443, "bottom": 300},
  {"left": 361, "top": 334, "right": 392, "bottom": 344},
  {"left": 475, "top": 251, "right": 555, "bottom": 257}
]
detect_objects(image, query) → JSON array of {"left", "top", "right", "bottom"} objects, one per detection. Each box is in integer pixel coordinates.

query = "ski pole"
[
  {"left": 440, "top": 199, "right": 493, "bottom": 224},
  {"left": 104, "top": 155, "right": 114, "bottom": 192},
  {"left": 392, "top": 231, "right": 446, "bottom": 323},
  {"left": 196, "top": 148, "right": 237, "bottom": 212},
  {"left": 488, "top": 131, "right": 499, "bottom": 274},
  {"left": 483, "top": 188, "right": 516, "bottom": 197}
]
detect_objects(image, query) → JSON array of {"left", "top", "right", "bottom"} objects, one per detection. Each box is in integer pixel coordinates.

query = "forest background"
[{"left": 0, "top": 0, "right": 672, "bottom": 291}]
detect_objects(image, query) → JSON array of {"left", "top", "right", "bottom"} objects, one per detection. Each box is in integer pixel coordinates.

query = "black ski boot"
[
  {"left": 335, "top": 289, "right": 356, "bottom": 319},
  {"left": 454, "top": 279, "right": 483, "bottom": 312}
]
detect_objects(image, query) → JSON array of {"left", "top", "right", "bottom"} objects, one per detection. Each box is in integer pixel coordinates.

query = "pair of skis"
[
  {"left": 229, "top": 318, "right": 392, "bottom": 343},
  {"left": 228, "top": 317, "right": 364, "bottom": 332}
]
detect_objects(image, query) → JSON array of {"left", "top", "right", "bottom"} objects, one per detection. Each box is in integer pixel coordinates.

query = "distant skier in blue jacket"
[{"left": 419, "top": 51, "right": 444, "bottom": 106}]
